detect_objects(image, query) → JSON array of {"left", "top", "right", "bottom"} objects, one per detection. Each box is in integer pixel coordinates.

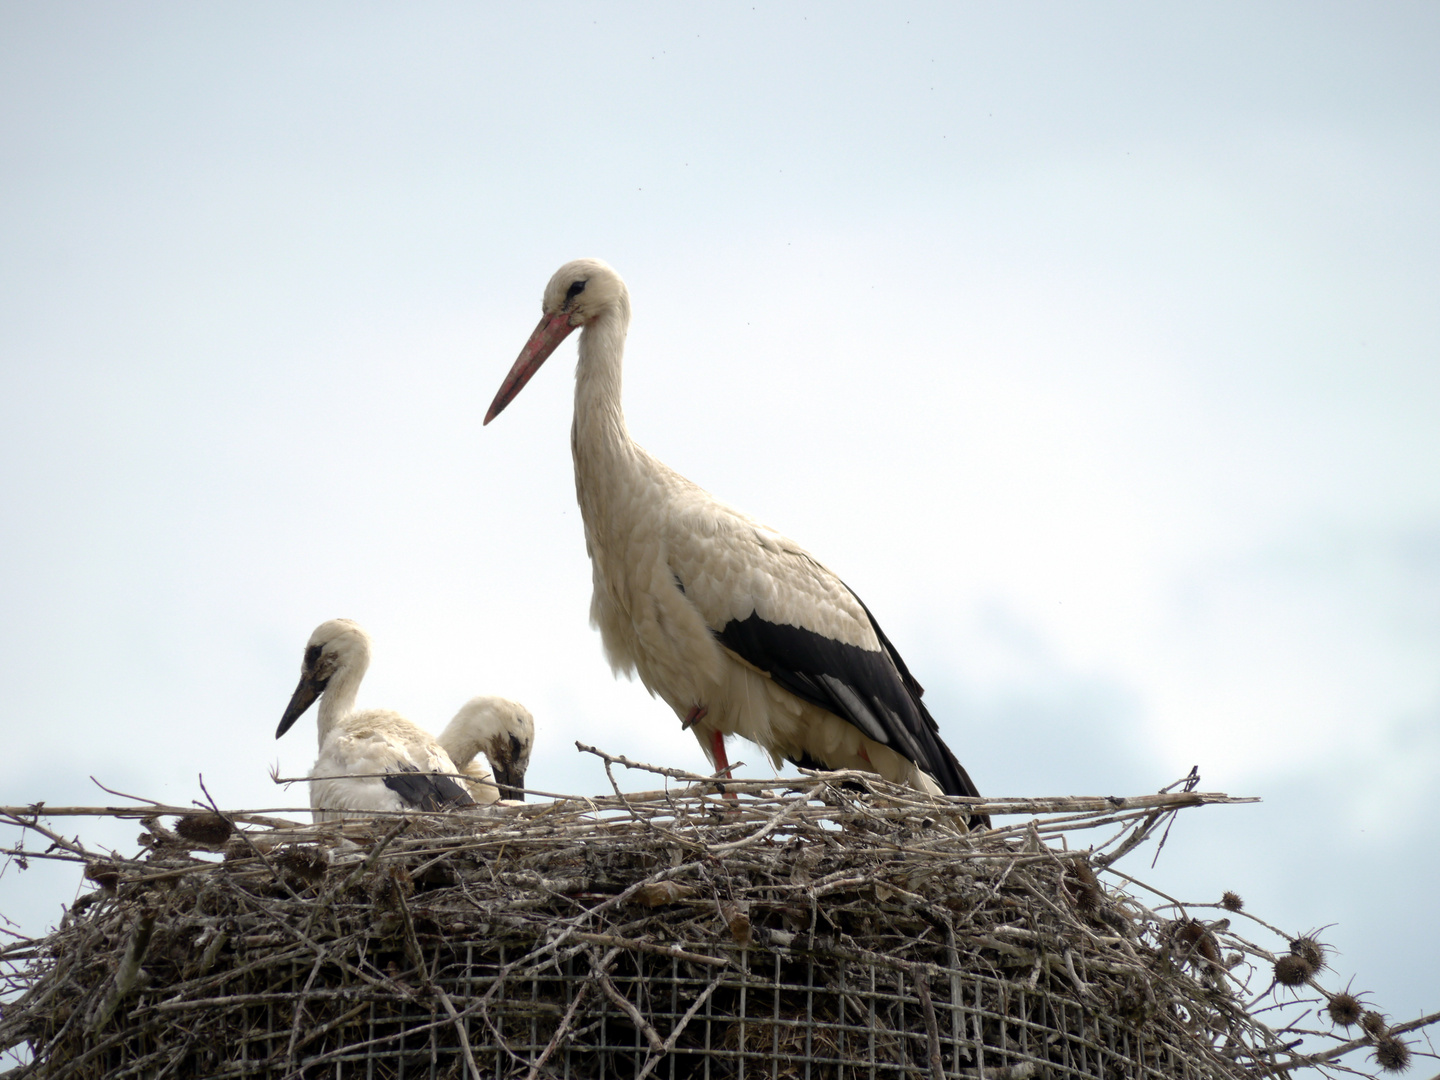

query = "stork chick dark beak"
[
  {"left": 276, "top": 671, "right": 327, "bottom": 739},
  {"left": 490, "top": 733, "right": 529, "bottom": 801}
]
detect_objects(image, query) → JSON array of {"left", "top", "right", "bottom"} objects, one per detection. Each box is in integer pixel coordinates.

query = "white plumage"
[
  {"left": 276, "top": 619, "right": 475, "bottom": 822},
  {"left": 436, "top": 696, "right": 535, "bottom": 804},
  {"left": 484, "top": 260, "right": 985, "bottom": 819}
]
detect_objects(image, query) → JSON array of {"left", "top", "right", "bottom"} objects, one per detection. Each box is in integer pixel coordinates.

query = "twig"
[
  {"left": 0, "top": 804, "right": 303, "bottom": 828},
  {"left": 1285, "top": 1009, "right": 1440, "bottom": 1069},
  {"left": 633, "top": 970, "right": 727, "bottom": 1080},
  {"left": 569, "top": 930, "right": 727, "bottom": 967},
  {"left": 89, "top": 776, "right": 170, "bottom": 807},
  {"left": 914, "top": 969, "right": 945, "bottom": 1080},
  {"left": 435, "top": 987, "right": 483, "bottom": 1080},
  {"left": 576, "top": 742, "right": 718, "bottom": 784},
  {"left": 86, "top": 904, "right": 156, "bottom": 1033},
  {"left": 593, "top": 956, "right": 664, "bottom": 1052},
  {"left": 523, "top": 980, "right": 593, "bottom": 1080}
]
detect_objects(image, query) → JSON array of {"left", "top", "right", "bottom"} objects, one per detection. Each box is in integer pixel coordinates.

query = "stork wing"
[
  {"left": 381, "top": 763, "right": 475, "bottom": 812},
  {"left": 666, "top": 503, "right": 982, "bottom": 801}
]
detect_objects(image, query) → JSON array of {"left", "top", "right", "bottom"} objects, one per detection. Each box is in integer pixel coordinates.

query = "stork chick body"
[
  {"left": 276, "top": 619, "right": 475, "bottom": 822},
  {"left": 485, "top": 260, "right": 985, "bottom": 820}
]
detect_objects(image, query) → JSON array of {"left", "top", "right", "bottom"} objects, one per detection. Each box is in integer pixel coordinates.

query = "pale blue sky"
[{"left": 2, "top": 1, "right": 1438, "bottom": 1040}]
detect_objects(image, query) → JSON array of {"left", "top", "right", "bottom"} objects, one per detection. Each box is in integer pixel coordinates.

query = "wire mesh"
[{"left": 44, "top": 935, "right": 1225, "bottom": 1079}]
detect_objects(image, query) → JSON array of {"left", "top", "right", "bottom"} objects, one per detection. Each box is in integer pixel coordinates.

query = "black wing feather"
[
  {"left": 381, "top": 764, "right": 476, "bottom": 812},
  {"left": 711, "top": 583, "right": 985, "bottom": 815}
]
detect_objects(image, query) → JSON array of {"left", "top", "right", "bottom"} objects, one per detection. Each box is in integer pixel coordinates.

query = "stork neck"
[
  {"left": 439, "top": 726, "right": 484, "bottom": 769},
  {"left": 315, "top": 654, "right": 366, "bottom": 746},
  {"left": 572, "top": 305, "right": 632, "bottom": 457}
]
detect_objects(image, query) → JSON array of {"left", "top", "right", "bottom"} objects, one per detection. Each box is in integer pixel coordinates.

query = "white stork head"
[
  {"left": 437, "top": 696, "right": 535, "bottom": 800},
  {"left": 484, "top": 258, "right": 629, "bottom": 424},
  {"left": 276, "top": 618, "right": 371, "bottom": 739}
]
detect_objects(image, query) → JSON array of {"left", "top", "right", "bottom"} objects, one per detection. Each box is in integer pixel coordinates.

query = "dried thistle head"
[
  {"left": 1171, "top": 919, "right": 1223, "bottom": 972},
  {"left": 1175, "top": 919, "right": 1204, "bottom": 947},
  {"left": 368, "top": 863, "right": 414, "bottom": 907},
  {"left": 1065, "top": 858, "right": 1104, "bottom": 914},
  {"left": 1360, "top": 1011, "right": 1389, "bottom": 1038},
  {"left": 1373, "top": 1034, "right": 1411, "bottom": 1072},
  {"left": 1220, "top": 891, "right": 1244, "bottom": 912},
  {"left": 1327, "top": 991, "right": 1364, "bottom": 1028},
  {"left": 222, "top": 835, "right": 252, "bottom": 861},
  {"left": 83, "top": 861, "right": 119, "bottom": 891},
  {"left": 275, "top": 846, "right": 328, "bottom": 883},
  {"left": 174, "top": 813, "right": 234, "bottom": 847},
  {"left": 1273, "top": 953, "right": 1314, "bottom": 986},
  {"left": 1289, "top": 935, "right": 1326, "bottom": 971}
]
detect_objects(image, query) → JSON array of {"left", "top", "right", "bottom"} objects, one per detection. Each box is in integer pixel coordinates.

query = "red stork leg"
[
  {"left": 683, "top": 709, "right": 739, "bottom": 803},
  {"left": 711, "top": 730, "right": 739, "bottom": 802},
  {"left": 710, "top": 729, "right": 731, "bottom": 777}
]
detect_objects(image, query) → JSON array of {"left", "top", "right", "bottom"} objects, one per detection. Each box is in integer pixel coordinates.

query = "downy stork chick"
[
  {"left": 437, "top": 696, "right": 535, "bottom": 803},
  {"left": 276, "top": 619, "right": 475, "bottom": 821},
  {"left": 484, "top": 260, "right": 987, "bottom": 826}
]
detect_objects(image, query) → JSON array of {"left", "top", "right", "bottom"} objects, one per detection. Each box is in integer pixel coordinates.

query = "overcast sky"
[{"left": 2, "top": 1, "right": 1437, "bottom": 1044}]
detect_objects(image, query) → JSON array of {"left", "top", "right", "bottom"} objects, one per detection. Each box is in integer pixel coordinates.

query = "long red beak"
[{"left": 484, "top": 310, "right": 577, "bottom": 424}]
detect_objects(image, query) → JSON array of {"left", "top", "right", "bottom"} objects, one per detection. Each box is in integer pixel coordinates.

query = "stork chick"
[
  {"left": 276, "top": 619, "right": 475, "bottom": 822},
  {"left": 437, "top": 696, "right": 535, "bottom": 803}
]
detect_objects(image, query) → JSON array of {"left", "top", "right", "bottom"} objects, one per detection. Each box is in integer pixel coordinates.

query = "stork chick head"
[
  {"left": 438, "top": 696, "right": 535, "bottom": 800},
  {"left": 276, "top": 618, "right": 371, "bottom": 738},
  {"left": 484, "top": 258, "right": 628, "bottom": 424}
]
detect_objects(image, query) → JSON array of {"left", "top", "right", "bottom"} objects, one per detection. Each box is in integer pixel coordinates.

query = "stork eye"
[{"left": 565, "top": 280, "right": 587, "bottom": 302}]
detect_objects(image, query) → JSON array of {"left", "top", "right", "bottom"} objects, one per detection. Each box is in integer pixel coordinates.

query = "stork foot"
[{"left": 682, "top": 704, "right": 708, "bottom": 730}]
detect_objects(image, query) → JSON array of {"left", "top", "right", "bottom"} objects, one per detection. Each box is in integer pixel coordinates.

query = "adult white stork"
[
  {"left": 436, "top": 696, "right": 535, "bottom": 804},
  {"left": 484, "top": 260, "right": 986, "bottom": 824},
  {"left": 276, "top": 619, "right": 476, "bottom": 821}
]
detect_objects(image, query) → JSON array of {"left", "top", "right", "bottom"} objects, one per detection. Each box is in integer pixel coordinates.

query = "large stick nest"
[{"left": 0, "top": 754, "right": 1433, "bottom": 1079}]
